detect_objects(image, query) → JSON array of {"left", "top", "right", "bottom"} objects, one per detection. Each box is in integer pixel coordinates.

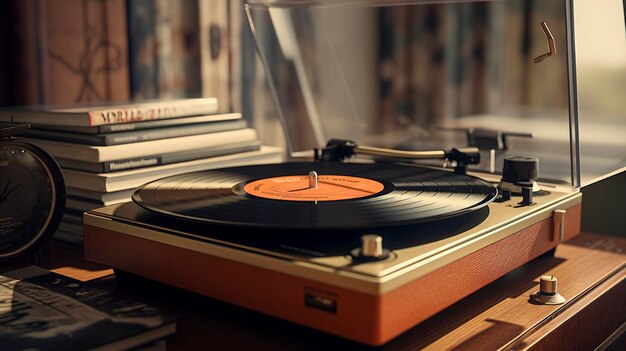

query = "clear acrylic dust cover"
[{"left": 246, "top": 0, "right": 626, "bottom": 188}]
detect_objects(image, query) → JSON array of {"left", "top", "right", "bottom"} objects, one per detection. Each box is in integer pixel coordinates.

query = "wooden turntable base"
[{"left": 17, "top": 232, "right": 626, "bottom": 350}]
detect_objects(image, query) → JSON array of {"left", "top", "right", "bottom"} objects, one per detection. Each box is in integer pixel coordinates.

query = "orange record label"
[{"left": 243, "top": 175, "right": 385, "bottom": 202}]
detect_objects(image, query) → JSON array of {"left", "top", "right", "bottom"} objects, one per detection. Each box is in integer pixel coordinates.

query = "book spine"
[
  {"left": 58, "top": 154, "right": 161, "bottom": 172},
  {"left": 169, "top": 0, "right": 202, "bottom": 98},
  {"left": 64, "top": 112, "right": 240, "bottom": 133},
  {"left": 57, "top": 158, "right": 106, "bottom": 172},
  {"left": 86, "top": 98, "right": 217, "bottom": 125},
  {"left": 79, "top": 141, "right": 260, "bottom": 172},
  {"left": 62, "top": 170, "right": 108, "bottom": 192},
  {"left": 199, "top": 0, "right": 231, "bottom": 112},
  {"left": 62, "top": 147, "right": 283, "bottom": 192},
  {"left": 45, "top": 0, "right": 130, "bottom": 104},
  {"left": 102, "top": 119, "right": 246, "bottom": 145},
  {"left": 66, "top": 187, "right": 135, "bottom": 203},
  {"left": 66, "top": 197, "right": 103, "bottom": 212},
  {"left": 7, "top": 0, "right": 47, "bottom": 105},
  {"left": 30, "top": 127, "right": 257, "bottom": 162},
  {"left": 98, "top": 124, "right": 130, "bottom": 133},
  {"left": 22, "top": 130, "right": 102, "bottom": 145},
  {"left": 103, "top": 0, "right": 131, "bottom": 102},
  {"left": 128, "top": 0, "right": 158, "bottom": 99},
  {"left": 229, "top": 1, "right": 244, "bottom": 114},
  {"left": 99, "top": 128, "right": 256, "bottom": 162},
  {"left": 104, "top": 157, "right": 161, "bottom": 172},
  {"left": 155, "top": 0, "right": 175, "bottom": 98}
]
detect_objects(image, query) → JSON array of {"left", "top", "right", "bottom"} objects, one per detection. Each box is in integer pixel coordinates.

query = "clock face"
[{"left": 0, "top": 141, "right": 65, "bottom": 259}]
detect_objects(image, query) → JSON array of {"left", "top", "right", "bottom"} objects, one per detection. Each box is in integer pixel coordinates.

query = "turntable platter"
[{"left": 131, "top": 162, "right": 498, "bottom": 229}]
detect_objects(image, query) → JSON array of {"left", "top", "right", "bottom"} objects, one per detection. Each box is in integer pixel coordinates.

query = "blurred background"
[{"left": 0, "top": 0, "right": 624, "bottom": 233}]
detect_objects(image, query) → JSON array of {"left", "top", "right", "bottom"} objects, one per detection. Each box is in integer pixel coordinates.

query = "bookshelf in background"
[
  {"left": 0, "top": 0, "right": 283, "bottom": 157},
  {"left": 200, "top": 0, "right": 231, "bottom": 113},
  {"left": 0, "top": 0, "right": 130, "bottom": 106},
  {"left": 0, "top": 0, "right": 242, "bottom": 113}
]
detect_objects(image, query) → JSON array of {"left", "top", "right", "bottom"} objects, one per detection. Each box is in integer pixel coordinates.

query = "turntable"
[{"left": 83, "top": 0, "right": 625, "bottom": 346}]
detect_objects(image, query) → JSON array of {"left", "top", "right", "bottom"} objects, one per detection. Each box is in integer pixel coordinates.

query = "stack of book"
[{"left": 1, "top": 98, "right": 283, "bottom": 245}]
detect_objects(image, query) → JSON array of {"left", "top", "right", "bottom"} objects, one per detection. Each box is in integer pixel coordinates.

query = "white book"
[
  {"left": 0, "top": 98, "right": 218, "bottom": 126},
  {"left": 25, "top": 128, "right": 258, "bottom": 162},
  {"left": 62, "top": 146, "right": 284, "bottom": 192},
  {"left": 67, "top": 187, "right": 136, "bottom": 204},
  {"left": 66, "top": 197, "right": 123, "bottom": 212}
]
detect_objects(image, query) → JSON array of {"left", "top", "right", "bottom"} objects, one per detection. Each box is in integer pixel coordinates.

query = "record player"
[{"left": 83, "top": 0, "right": 625, "bottom": 346}]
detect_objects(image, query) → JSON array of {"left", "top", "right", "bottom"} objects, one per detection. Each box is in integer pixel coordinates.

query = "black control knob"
[
  {"left": 502, "top": 156, "right": 538, "bottom": 183},
  {"left": 518, "top": 181, "right": 534, "bottom": 206}
]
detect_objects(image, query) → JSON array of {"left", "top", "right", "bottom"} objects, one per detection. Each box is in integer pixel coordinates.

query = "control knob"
[
  {"left": 530, "top": 275, "right": 566, "bottom": 305},
  {"left": 351, "top": 234, "right": 391, "bottom": 262},
  {"left": 498, "top": 156, "right": 540, "bottom": 205}
]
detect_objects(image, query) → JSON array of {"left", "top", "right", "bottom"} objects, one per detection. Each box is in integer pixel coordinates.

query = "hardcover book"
[
  {"left": 66, "top": 188, "right": 136, "bottom": 204},
  {"left": 24, "top": 128, "right": 259, "bottom": 162},
  {"left": 0, "top": 98, "right": 218, "bottom": 126},
  {"left": 19, "top": 119, "right": 247, "bottom": 146},
  {"left": 57, "top": 140, "right": 261, "bottom": 173},
  {"left": 31, "top": 113, "right": 242, "bottom": 134},
  {"left": 62, "top": 146, "right": 284, "bottom": 192},
  {"left": 66, "top": 196, "right": 118, "bottom": 212},
  {"left": 0, "top": 265, "right": 176, "bottom": 350}
]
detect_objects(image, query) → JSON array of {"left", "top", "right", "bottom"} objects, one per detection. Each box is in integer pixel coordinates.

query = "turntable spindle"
[{"left": 308, "top": 171, "right": 318, "bottom": 189}]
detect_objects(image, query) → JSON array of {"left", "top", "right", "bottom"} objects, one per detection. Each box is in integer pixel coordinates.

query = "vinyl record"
[{"left": 132, "top": 162, "right": 498, "bottom": 229}]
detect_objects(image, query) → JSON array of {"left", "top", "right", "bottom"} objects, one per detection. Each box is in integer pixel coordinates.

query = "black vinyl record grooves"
[{"left": 132, "top": 162, "right": 498, "bottom": 230}]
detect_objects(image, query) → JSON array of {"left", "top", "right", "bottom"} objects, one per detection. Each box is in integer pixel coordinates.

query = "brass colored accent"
[
  {"left": 534, "top": 22, "right": 556, "bottom": 63},
  {"left": 530, "top": 274, "right": 566, "bottom": 305},
  {"left": 539, "top": 275, "right": 558, "bottom": 294},
  {"left": 552, "top": 209, "right": 566, "bottom": 241},
  {"left": 354, "top": 145, "right": 446, "bottom": 160}
]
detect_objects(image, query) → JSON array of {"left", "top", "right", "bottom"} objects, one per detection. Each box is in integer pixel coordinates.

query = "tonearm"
[{"left": 315, "top": 139, "right": 480, "bottom": 175}]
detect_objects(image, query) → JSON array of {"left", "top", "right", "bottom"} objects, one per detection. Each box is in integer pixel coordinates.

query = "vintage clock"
[{"left": 0, "top": 122, "right": 66, "bottom": 261}]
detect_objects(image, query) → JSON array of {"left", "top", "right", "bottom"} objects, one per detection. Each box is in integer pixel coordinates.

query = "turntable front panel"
[{"left": 83, "top": 162, "right": 583, "bottom": 346}]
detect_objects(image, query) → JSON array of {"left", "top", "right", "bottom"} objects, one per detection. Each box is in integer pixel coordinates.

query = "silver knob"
[{"left": 361, "top": 234, "right": 384, "bottom": 258}]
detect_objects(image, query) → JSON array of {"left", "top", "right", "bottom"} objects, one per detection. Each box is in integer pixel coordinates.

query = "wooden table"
[{"left": 2, "top": 233, "right": 625, "bottom": 350}]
